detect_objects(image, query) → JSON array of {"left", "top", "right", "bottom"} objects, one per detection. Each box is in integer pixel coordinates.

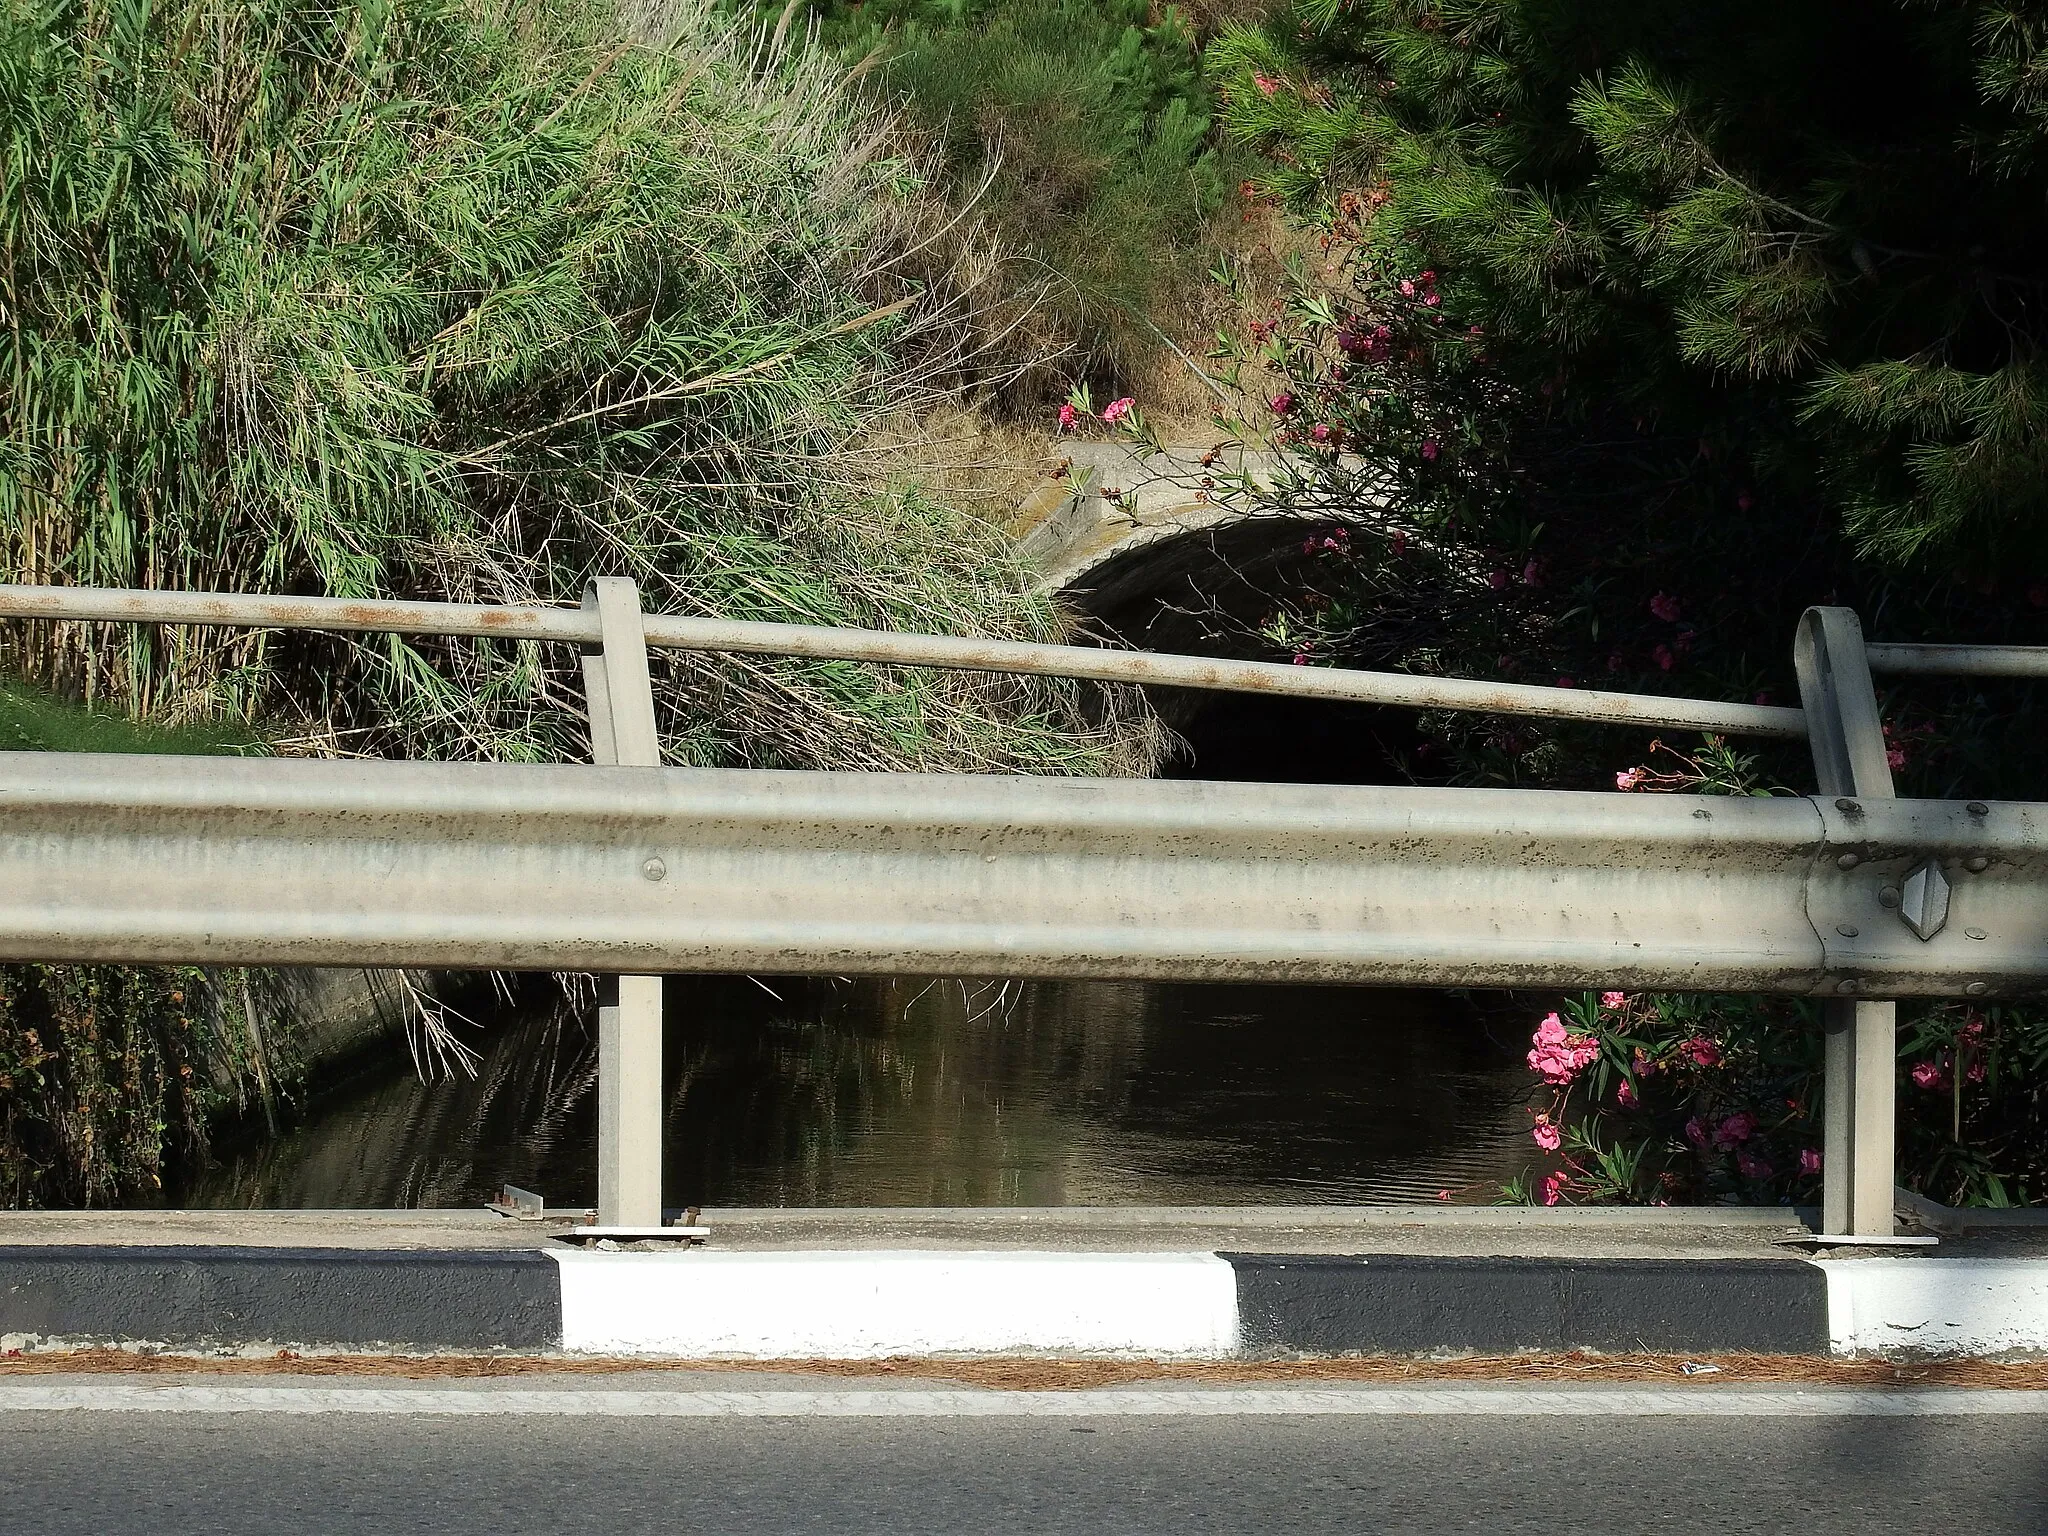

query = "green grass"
[
  {"left": 732, "top": 0, "right": 1250, "bottom": 403},
  {"left": 0, "top": 0, "right": 1158, "bottom": 776},
  {"left": 0, "top": 678, "right": 261, "bottom": 756}
]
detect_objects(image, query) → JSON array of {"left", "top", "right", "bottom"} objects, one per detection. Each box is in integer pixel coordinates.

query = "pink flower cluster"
[
  {"left": 1678, "top": 1036, "right": 1722, "bottom": 1069},
  {"left": 1301, "top": 527, "right": 1350, "bottom": 556},
  {"left": 1540, "top": 1171, "right": 1569, "bottom": 1206},
  {"left": 1526, "top": 1013, "right": 1599, "bottom": 1085},
  {"left": 1337, "top": 322, "right": 1393, "bottom": 362},
  {"left": 1101, "top": 396, "right": 1136, "bottom": 426},
  {"left": 1530, "top": 1113, "right": 1562, "bottom": 1151},
  {"left": 1615, "top": 767, "right": 1645, "bottom": 791},
  {"left": 1711, "top": 1110, "right": 1756, "bottom": 1149}
]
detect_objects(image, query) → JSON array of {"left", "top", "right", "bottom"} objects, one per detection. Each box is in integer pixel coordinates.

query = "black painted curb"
[
  {"left": 0, "top": 1248, "right": 561, "bottom": 1350},
  {"left": 1224, "top": 1254, "right": 1830, "bottom": 1356}
]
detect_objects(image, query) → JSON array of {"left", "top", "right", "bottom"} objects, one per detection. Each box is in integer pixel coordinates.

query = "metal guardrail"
[
  {"left": 4, "top": 753, "right": 2041, "bottom": 993},
  {"left": 0, "top": 583, "right": 1808, "bottom": 739},
  {"left": 4, "top": 579, "right": 2045, "bottom": 1239}
]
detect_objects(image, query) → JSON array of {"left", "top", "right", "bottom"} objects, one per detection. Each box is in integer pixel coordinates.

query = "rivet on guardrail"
[
  {"left": 1836, "top": 852, "right": 1861, "bottom": 870},
  {"left": 642, "top": 858, "right": 668, "bottom": 882},
  {"left": 1967, "top": 982, "right": 1990, "bottom": 996},
  {"left": 1899, "top": 859, "right": 1951, "bottom": 942},
  {"left": 1835, "top": 797, "right": 1860, "bottom": 814},
  {"left": 1877, "top": 886, "right": 1901, "bottom": 908},
  {"left": 1967, "top": 801, "right": 1990, "bottom": 816},
  {"left": 1966, "top": 927, "right": 1988, "bottom": 941},
  {"left": 1837, "top": 978, "right": 1860, "bottom": 993},
  {"left": 1836, "top": 923, "right": 1860, "bottom": 938},
  {"left": 1965, "top": 856, "right": 1990, "bottom": 873}
]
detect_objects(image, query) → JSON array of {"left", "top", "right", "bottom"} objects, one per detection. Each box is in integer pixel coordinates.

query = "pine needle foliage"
[
  {"left": 0, "top": 0, "right": 1159, "bottom": 774},
  {"left": 1210, "top": 0, "right": 2048, "bottom": 565}
]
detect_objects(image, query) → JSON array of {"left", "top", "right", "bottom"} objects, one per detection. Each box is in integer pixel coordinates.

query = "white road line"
[{"left": 0, "top": 1385, "right": 2043, "bottom": 1417}]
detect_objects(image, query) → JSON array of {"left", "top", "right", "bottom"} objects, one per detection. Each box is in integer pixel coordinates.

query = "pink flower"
[
  {"left": 1601, "top": 991, "right": 1627, "bottom": 1010},
  {"left": 1437, "top": 1189, "right": 1451, "bottom": 1201},
  {"left": 1648, "top": 592, "right": 1681, "bottom": 623},
  {"left": 1800, "top": 1148, "right": 1823, "bottom": 1176},
  {"left": 1526, "top": 1014, "right": 1599, "bottom": 1085},
  {"left": 1911, "top": 1060, "right": 1946, "bottom": 1090},
  {"left": 1736, "top": 1148, "right": 1773, "bottom": 1180},
  {"left": 1967, "top": 1061, "right": 1986, "bottom": 1084},
  {"left": 1488, "top": 568, "right": 1509, "bottom": 590},
  {"left": 1886, "top": 746, "right": 1907, "bottom": 772},
  {"left": 1684, "top": 1116, "right": 1708, "bottom": 1148},
  {"left": 1532, "top": 1117, "right": 1562, "bottom": 1152},
  {"left": 1961, "top": 1017, "right": 1986, "bottom": 1043},
  {"left": 1057, "top": 402, "right": 1080, "bottom": 432},
  {"left": 1424, "top": 292, "right": 1441, "bottom": 307},
  {"left": 1521, "top": 558, "right": 1542, "bottom": 586},
  {"left": 1310, "top": 423, "right": 1332, "bottom": 443},
  {"left": 1269, "top": 392, "right": 1294, "bottom": 415},
  {"left": 1556, "top": 676, "right": 1576, "bottom": 688},
  {"left": 1653, "top": 643, "right": 1676, "bottom": 671},
  {"left": 1253, "top": 72, "right": 1281, "bottom": 96},
  {"left": 1420, "top": 437, "right": 1440, "bottom": 461},
  {"left": 1101, "top": 396, "right": 1136, "bottom": 425},
  {"left": 1399, "top": 279, "right": 1416, "bottom": 297},
  {"left": 1615, "top": 1079, "right": 1637, "bottom": 1109},
  {"left": 1292, "top": 653, "right": 1310, "bottom": 665},
  {"left": 1713, "top": 1111, "right": 1756, "bottom": 1149},
  {"left": 1541, "top": 1172, "right": 1568, "bottom": 1206},
  {"left": 1615, "top": 767, "right": 1644, "bottom": 791},
  {"left": 1679, "top": 1037, "right": 1722, "bottom": 1069}
]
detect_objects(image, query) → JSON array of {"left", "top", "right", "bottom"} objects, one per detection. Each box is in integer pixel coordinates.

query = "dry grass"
[{"left": 5, "top": 1348, "right": 2046, "bottom": 1390}]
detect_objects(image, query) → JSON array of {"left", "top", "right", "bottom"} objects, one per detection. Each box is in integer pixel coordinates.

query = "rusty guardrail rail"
[
  {"left": 4, "top": 580, "right": 2045, "bottom": 1241},
  {"left": 0, "top": 582, "right": 1808, "bottom": 739}
]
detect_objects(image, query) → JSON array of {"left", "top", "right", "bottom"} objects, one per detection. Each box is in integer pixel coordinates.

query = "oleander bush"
[{"left": 1189, "top": 0, "right": 2048, "bottom": 1203}]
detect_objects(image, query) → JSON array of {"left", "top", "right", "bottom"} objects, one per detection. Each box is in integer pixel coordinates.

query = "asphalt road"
[{"left": 3, "top": 1383, "right": 2045, "bottom": 1535}]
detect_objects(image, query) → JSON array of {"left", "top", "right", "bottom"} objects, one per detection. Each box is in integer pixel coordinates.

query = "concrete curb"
[{"left": 1, "top": 1248, "right": 2043, "bottom": 1360}]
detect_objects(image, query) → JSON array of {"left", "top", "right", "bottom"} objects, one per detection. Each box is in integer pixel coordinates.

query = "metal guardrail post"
[
  {"left": 1795, "top": 607, "right": 1898, "bottom": 1239},
  {"left": 582, "top": 577, "right": 665, "bottom": 1230}
]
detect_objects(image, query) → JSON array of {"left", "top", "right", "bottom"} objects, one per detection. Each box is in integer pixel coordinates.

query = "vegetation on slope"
[
  {"left": 0, "top": 0, "right": 1158, "bottom": 774},
  {"left": 731, "top": 0, "right": 1259, "bottom": 410}
]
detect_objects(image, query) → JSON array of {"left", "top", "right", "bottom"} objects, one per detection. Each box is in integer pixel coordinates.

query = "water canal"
[{"left": 173, "top": 976, "right": 1540, "bottom": 1209}]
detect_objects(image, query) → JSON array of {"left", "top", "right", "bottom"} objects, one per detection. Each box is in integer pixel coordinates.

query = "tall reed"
[{"left": 0, "top": 0, "right": 1159, "bottom": 774}]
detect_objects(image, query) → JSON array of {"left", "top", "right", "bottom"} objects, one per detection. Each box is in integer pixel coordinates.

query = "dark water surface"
[{"left": 174, "top": 978, "right": 1539, "bottom": 1209}]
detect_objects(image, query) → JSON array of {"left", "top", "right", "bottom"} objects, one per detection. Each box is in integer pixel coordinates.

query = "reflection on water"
[{"left": 174, "top": 977, "right": 1540, "bottom": 1209}]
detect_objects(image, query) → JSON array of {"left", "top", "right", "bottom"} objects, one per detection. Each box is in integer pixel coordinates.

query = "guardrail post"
[
  {"left": 1795, "top": 607, "right": 1897, "bottom": 1238},
  {"left": 583, "top": 577, "right": 664, "bottom": 1229}
]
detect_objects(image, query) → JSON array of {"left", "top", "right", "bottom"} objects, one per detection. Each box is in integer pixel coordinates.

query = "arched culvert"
[{"left": 1015, "top": 444, "right": 1416, "bottom": 785}]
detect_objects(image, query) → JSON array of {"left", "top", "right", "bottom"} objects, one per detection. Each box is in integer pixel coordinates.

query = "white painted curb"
[
  {"left": 549, "top": 1250, "right": 1240, "bottom": 1359},
  {"left": 1818, "top": 1260, "right": 2048, "bottom": 1356}
]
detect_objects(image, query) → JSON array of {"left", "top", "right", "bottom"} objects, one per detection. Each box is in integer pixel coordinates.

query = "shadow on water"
[{"left": 174, "top": 976, "right": 1539, "bottom": 1209}]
